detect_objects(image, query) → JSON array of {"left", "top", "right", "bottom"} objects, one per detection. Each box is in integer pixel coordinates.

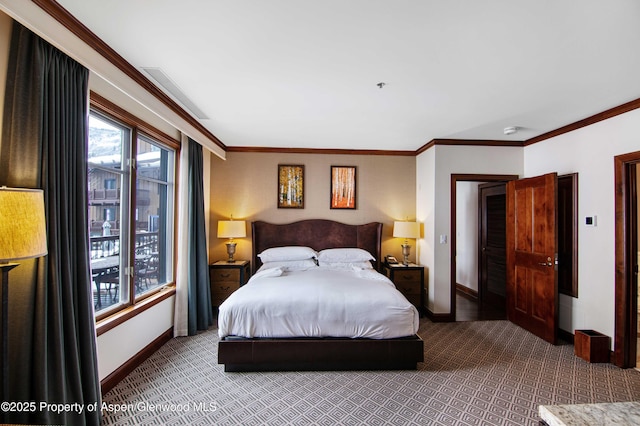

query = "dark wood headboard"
[{"left": 252, "top": 220, "right": 383, "bottom": 273}]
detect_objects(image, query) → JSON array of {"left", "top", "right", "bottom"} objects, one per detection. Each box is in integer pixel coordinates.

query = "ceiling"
[{"left": 54, "top": 0, "right": 640, "bottom": 151}]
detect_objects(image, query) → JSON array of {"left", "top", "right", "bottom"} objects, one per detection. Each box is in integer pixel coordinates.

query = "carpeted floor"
[{"left": 101, "top": 319, "right": 640, "bottom": 425}]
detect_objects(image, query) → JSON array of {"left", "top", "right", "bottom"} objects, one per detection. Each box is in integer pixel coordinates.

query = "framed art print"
[
  {"left": 278, "top": 165, "right": 304, "bottom": 208},
  {"left": 330, "top": 166, "right": 356, "bottom": 209}
]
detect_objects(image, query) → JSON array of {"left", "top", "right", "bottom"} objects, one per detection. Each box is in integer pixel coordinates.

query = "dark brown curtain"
[{"left": 0, "top": 21, "right": 101, "bottom": 425}]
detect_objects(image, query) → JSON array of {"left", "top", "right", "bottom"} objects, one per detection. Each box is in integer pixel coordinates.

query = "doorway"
[
  {"left": 451, "top": 174, "right": 518, "bottom": 321},
  {"left": 614, "top": 152, "right": 640, "bottom": 368},
  {"left": 478, "top": 182, "right": 507, "bottom": 316},
  {"left": 452, "top": 173, "right": 578, "bottom": 325}
]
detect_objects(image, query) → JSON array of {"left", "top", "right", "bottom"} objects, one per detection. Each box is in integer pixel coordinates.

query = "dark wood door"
[
  {"left": 479, "top": 182, "right": 507, "bottom": 309},
  {"left": 506, "top": 173, "right": 558, "bottom": 344}
]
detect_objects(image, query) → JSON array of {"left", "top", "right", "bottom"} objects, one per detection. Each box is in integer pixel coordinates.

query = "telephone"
[{"left": 385, "top": 255, "right": 399, "bottom": 264}]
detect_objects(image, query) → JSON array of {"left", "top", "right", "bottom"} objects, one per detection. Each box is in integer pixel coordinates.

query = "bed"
[{"left": 217, "top": 219, "right": 424, "bottom": 372}]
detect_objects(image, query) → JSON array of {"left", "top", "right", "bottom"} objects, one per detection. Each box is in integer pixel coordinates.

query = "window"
[
  {"left": 104, "top": 178, "right": 116, "bottom": 189},
  {"left": 88, "top": 109, "right": 176, "bottom": 317}
]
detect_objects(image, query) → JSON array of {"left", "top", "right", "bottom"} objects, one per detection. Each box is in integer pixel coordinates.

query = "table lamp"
[
  {"left": 393, "top": 221, "right": 419, "bottom": 266},
  {"left": 0, "top": 187, "right": 48, "bottom": 404},
  {"left": 217, "top": 218, "right": 246, "bottom": 263}
]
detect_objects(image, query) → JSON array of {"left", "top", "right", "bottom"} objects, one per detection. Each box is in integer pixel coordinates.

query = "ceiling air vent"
[{"left": 142, "top": 67, "right": 209, "bottom": 120}]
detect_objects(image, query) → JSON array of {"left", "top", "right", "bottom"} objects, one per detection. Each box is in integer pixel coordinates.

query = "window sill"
[{"left": 96, "top": 285, "right": 176, "bottom": 336}]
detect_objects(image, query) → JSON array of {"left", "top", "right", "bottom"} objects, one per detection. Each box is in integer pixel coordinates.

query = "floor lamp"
[{"left": 0, "top": 187, "right": 48, "bottom": 406}]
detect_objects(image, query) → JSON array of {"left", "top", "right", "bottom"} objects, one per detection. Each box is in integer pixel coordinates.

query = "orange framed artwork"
[
  {"left": 278, "top": 165, "right": 304, "bottom": 208},
  {"left": 330, "top": 166, "right": 356, "bottom": 209}
]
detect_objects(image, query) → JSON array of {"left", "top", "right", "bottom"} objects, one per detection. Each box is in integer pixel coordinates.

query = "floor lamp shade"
[{"left": 0, "top": 187, "right": 48, "bottom": 262}]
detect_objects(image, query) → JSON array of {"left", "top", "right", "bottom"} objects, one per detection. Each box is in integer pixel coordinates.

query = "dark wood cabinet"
[
  {"left": 209, "top": 260, "right": 250, "bottom": 307},
  {"left": 382, "top": 263, "right": 424, "bottom": 313}
]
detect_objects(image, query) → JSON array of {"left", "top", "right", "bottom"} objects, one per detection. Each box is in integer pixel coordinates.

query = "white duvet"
[{"left": 218, "top": 267, "right": 419, "bottom": 339}]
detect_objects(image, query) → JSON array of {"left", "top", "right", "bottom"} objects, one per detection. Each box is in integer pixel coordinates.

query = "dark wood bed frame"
[{"left": 217, "top": 219, "right": 424, "bottom": 372}]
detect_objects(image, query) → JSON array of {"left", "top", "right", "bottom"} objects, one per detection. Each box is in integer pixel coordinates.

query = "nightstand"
[
  {"left": 209, "top": 260, "right": 251, "bottom": 307},
  {"left": 382, "top": 263, "right": 424, "bottom": 313}
]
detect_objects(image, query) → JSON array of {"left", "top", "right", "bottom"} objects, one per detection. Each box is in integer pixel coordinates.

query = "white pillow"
[
  {"left": 258, "top": 246, "right": 317, "bottom": 262},
  {"left": 258, "top": 259, "right": 318, "bottom": 272},
  {"left": 317, "top": 248, "right": 374, "bottom": 263},
  {"left": 318, "top": 261, "right": 373, "bottom": 270},
  {"left": 250, "top": 267, "right": 284, "bottom": 280}
]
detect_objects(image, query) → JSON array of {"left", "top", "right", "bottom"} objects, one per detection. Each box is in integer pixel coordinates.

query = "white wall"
[
  {"left": 524, "top": 108, "right": 640, "bottom": 342},
  {"left": 456, "top": 181, "right": 480, "bottom": 292},
  {"left": 97, "top": 297, "right": 175, "bottom": 380},
  {"left": 416, "top": 148, "right": 436, "bottom": 310},
  {"left": 417, "top": 144, "right": 523, "bottom": 313}
]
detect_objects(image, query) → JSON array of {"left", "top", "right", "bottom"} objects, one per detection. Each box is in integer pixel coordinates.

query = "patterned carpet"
[{"left": 101, "top": 319, "right": 640, "bottom": 425}]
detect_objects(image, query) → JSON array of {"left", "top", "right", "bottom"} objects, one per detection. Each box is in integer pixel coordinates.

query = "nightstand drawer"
[
  {"left": 211, "top": 286, "right": 237, "bottom": 306},
  {"left": 393, "top": 269, "right": 422, "bottom": 284},
  {"left": 210, "top": 281, "right": 239, "bottom": 307},
  {"left": 396, "top": 281, "right": 420, "bottom": 295},
  {"left": 211, "top": 268, "right": 240, "bottom": 283},
  {"left": 211, "top": 282, "right": 240, "bottom": 294}
]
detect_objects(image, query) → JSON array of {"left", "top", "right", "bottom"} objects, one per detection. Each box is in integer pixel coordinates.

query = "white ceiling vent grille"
[{"left": 142, "top": 67, "right": 209, "bottom": 120}]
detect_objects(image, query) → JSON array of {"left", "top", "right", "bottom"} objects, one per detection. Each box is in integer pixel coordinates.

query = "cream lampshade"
[
  {"left": 0, "top": 187, "right": 48, "bottom": 262},
  {"left": 217, "top": 219, "right": 246, "bottom": 263},
  {"left": 393, "top": 221, "right": 419, "bottom": 266},
  {"left": 0, "top": 186, "right": 48, "bottom": 404}
]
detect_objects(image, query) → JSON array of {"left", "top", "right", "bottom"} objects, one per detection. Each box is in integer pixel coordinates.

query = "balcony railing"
[
  {"left": 90, "top": 231, "right": 159, "bottom": 260},
  {"left": 89, "top": 188, "right": 120, "bottom": 202},
  {"left": 88, "top": 188, "right": 151, "bottom": 205},
  {"left": 91, "top": 231, "right": 160, "bottom": 310}
]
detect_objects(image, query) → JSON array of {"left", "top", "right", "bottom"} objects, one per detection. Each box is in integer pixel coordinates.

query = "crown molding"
[
  {"left": 524, "top": 97, "right": 640, "bottom": 146},
  {"left": 226, "top": 146, "right": 415, "bottom": 156},
  {"left": 433, "top": 139, "right": 524, "bottom": 147},
  {"left": 415, "top": 139, "right": 523, "bottom": 155}
]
